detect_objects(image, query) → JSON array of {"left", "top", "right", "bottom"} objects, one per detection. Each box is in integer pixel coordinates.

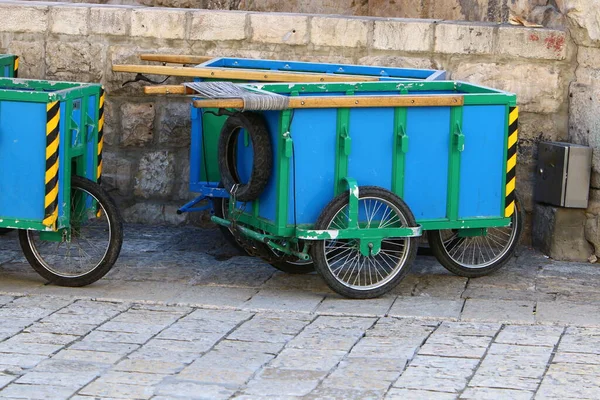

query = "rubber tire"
[
  {"left": 218, "top": 112, "right": 272, "bottom": 202},
  {"left": 19, "top": 176, "right": 123, "bottom": 287},
  {"left": 427, "top": 194, "right": 524, "bottom": 278},
  {"left": 211, "top": 194, "right": 249, "bottom": 254},
  {"left": 0, "top": 228, "right": 13, "bottom": 235},
  {"left": 265, "top": 241, "right": 315, "bottom": 274},
  {"left": 311, "top": 186, "right": 418, "bottom": 299}
]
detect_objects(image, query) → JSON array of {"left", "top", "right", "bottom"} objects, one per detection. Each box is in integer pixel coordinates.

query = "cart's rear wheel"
[
  {"left": 211, "top": 195, "right": 248, "bottom": 254},
  {"left": 311, "top": 186, "right": 418, "bottom": 299},
  {"left": 19, "top": 176, "right": 123, "bottom": 287},
  {"left": 427, "top": 194, "right": 523, "bottom": 277},
  {"left": 260, "top": 238, "right": 314, "bottom": 274}
]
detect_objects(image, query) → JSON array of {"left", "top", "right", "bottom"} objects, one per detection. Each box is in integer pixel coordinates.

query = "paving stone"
[
  {"left": 547, "top": 363, "right": 600, "bottom": 375},
  {"left": 242, "top": 289, "right": 324, "bottom": 313},
  {"left": 114, "top": 359, "right": 183, "bottom": 374},
  {"left": 94, "top": 371, "right": 168, "bottom": 386},
  {"left": 305, "top": 387, "right": 384, "bottom": 400},
  {"left": 409, "top": 355, "right": 480, "bottom": 371},
  {"left": 412, "top": 275, "right": 468, "bottom": 299},
  {"left": 536, "top": 370, "right": 600, "bottom": 398},
  {"left": 33, "top": 358, "right": 106, "bottom": 373},
  {"left": 0, "top": 341, "right": 63, "bottom": 356},
  {"left": 157, "top": 322, "right": 226, "bottom": 342},
  {"left": 15, "top": 371, "right": 98, "bottom": 388},
  {"left": 461, "top": 299, "right": 536, "bottom": 324},
  {"left": 468, "top": 374, "right": 541, "bottom": 391},
  {"left": 54, "top": 349, "right": 123, "bottom": 365},
  {"left": 495, "top": 325, "right": 564, "bottom": 347},
  {"left": 171, "top": 286, "right": 259, "bottom": 308},
  {"left": 323, "top": 358, "right": 403, "bottom": 391},
  {"left": 388, "top": 296, "right": 464, "bottom": 320},
  {"left": 0, "top": 374, "right": 15, "bottom": 389},
  {"left": 183, "top": 349, "right": 274, "bottom": 373},
  {"left": 0, "top": 354, "right": 47, "bottom": 369},
  {"left": 7, "top": 332, "right": 79, "bottom": 346},
  {"left": 460, "top": 387, "right": 533, "bottom": 399},
  {"left": 462, "top": 286, "right": 555, "bottom": 302},
  {"left": 367, "top": 318, "right": 437, "bottom": 338},
  {"left": 84, "top": 330, "right": 155, "bottom": 345},
  {"left": 386, "top": 388, "right": 458, "bottom": 399},
  {"left": 243, "top": 368, "right": 326, "bottom": 396},
  {"left": 24, "top": 322, "right": 97, "bottom": 336},
  {"left": 349, "top": 337, "right": 421, "bottom": 359},
  {"left": 418, "top": 336, "right": 491, "bottom": 359},
  {"left": 268, "top": 348, "right": 346, "bottom": 372},
  {"left": 79, "top": 381, "right": 156, "bottom": 399},
  {"left": 552, "top": 352, "right": 600, "bottom": 365},
  {"left": 155, "top": 378, "right": 236, "bottom": 399},
  {"left": 69, "top": 340, "right": 140, "bottom": 354},
  {"left": 96, "top": 321, "right": 165, "bottom": 335},
  {"left": 286, "top": 330, "right": 362, "bottom": 351},
  {"left": 394, "top": 369, "right": 468, "bottom": 392},
  {"left": 213, "top": 339, "right": 283, "bottom": 355},
  {"left": 227, "top": 315, "right": 311, "bottom": 344},
  {"left": 436, "top": 322, "right": 501, "bottom": 337},
  {"left": 315, "top": 295, "right": 395, "bottom": 317},
  {"left": 0, "top": 383, "right": 77, "bottom": 399},
  {"left": 536, "top": 301, "right": 600, "bottom": 326}
]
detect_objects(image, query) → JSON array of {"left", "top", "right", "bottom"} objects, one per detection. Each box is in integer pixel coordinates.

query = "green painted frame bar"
[
  {"left": 420, "top": 218, "right": 511, "bottom": 230},
  {"left": 392, "top": 107, "right": 408, "bottom": 197},
  {"left": 296, "top": 226, "right": 422, "bottom": 241},
  {"left": 446, "top": 106, "right": 464, "bottom": 221},
  {"left": 334, "top": 106, "right": 351, "bottom": 195}
]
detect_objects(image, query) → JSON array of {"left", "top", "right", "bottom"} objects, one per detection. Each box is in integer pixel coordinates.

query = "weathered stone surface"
[
  {"left": 157, "top": 101, "right": 190, "bottom": 147},
  {"left": 121, "top": 102, "right": 155, "bottom": 146},
  {"left": 368, "top": 0, "right": 424, "bottom": 18},
  {"left": 45, "top": 40, "right": 105, "bottom": 82},
  {"left": 461, "top": 299, "right": 536, "bottom": 324},
  {"left": 569, "top": 83, "right": 600, "bottom": 175},
  {"left": 102, "top": 151, "right": 134, "bottom": 196},
  {"left": 189, "top": 10, "right": 246, "bottom": 41},
  {"left": 497, "top": 27, "right": 567, "bottom": 60},
  {"left": 357, "top": 55, "right": 438, "bottom": 70},
  {"left": 311, "top": 16, "right": 370, "bottom": 48},
  {"left": 0, "top": 4, "right": 48, "bottom": 33},
  {"left": 452, "top": 62, "right": 563, "bottom": 113},
  {"left": 431, "top": 0, "right": 490, "bottom": 21},
  {"left": 373, "top": 19, "right": 434, "bottom": 52},
  {"left": 558, "top": 0, "right": 600, "bottom": 46},
  {"left": 90, "top": 6, "right": 130, "bottom": 36},
  {"left": 50, "top": 5, "right": 89, "bottom": 35},
  {"left": 6, "top": 39, "right": 45, "bottom": 79},
  {"left": 134, "top": 151, "right": 176, "bottom": 198},
  {"left": 585, "top": 214, "right": 600, "bottom": 258},
  {"left": 434, "top": 22, "right": 495, "bottom": 54},
  {"left": 131, "top": 8, "right": 187, "bottom": 39},
  {"left": 250, "top": 13, "right": 309, "bottom": 45},
  {"left": 532, "top": 203, "right": 593, "bottom": 261}
]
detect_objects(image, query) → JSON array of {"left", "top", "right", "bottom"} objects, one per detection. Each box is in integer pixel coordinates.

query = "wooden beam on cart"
[
  {"left": 139, "top": 54, "right": 213, "bottom": 64},
  {"left": 192, "top": 95, "right": 464, "bottom": 109},
  {"left": 112, "top": 64, "right": 380, "bottom": 83},
  {"left": 143, "top": 85, "right": 191, "bottom": 95}
]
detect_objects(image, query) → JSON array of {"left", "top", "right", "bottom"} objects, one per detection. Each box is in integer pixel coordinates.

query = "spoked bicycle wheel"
[
  {"left": 427, "top": 194, "right": 524, "bottom": 277},
  {"left": 19, "top": 176, "right": 123, "bottom": 287},
  {"left": 311, "top": 186, "right": 418, "bottom": 299}
]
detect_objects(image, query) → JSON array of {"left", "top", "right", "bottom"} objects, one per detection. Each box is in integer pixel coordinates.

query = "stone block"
[
  {"left": 189, "top": 10, "right": 246, "bottom": 41},
  {"left": 434, "top": 22, "right": 495, "bottom": 54},
  {"left": 45, "top": 40, "right": 105, "bottom": 82},
  {"left": 431, "top": 0, "right": 491, "bottom": 21},
  {"left": 102, "top": 152, "right": 133, "bottom": 196},
  {"left": 532, "top": 203, "right": 593, "bottom": 262},
  {"left": 452, "top": 62, "right": 563, "bottom": 113},
  {"left": 0, "top": 4, "right": 48, "bottom": 33},
  {"left": 558, "top": 0, "right": 600, "bottom": 46},
  {"left": 368, "top": 0, "right": 424, "bottom": 18},
  {"left": 568, "top": 83, "right": 600, "bottom": 175},
  {"left": 134, "top": 151, "right": 176, "bottom": 198},
  {"left": 311, "top": 16, "right": 370, "bottom": 47},
  {"left": 131, "top": 8, "right": 187, "bottom": 39},
  {"left": 50, "top": 5, "right": 89, "bottom": 35},
  {"left": 497, "top": 27, "right": 567, "bottom": 60},
  {"left": 250, "top": 13, "right": 308, "bottom": 45},
  {"left": 157, "top": 101, "right": 190, "bottom": 147},
  {"left": 585, "top": 214, "right": 600, "bottom": 257},
  {"left": 357, "top": 55, "right": 437, "bottom": 70},
  {"left": 298, "top": 0, "right": 367, "bottom": 15},
  {"left": 90, "top": 7, "right": 130, "bottom": 36},
  {"left": 7, "top": 39, "right": 45, "bottom": 79},
  {"left": 372, "top": 19, "right": 434, "bottom": 52},
  {"left": 121, "top": 102, "right": 155, "bottom": 147}
]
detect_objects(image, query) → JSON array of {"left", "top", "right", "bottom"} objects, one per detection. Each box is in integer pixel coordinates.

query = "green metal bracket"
[
  {"left": 39, "top": 228, "right": 69, "bottom": 242},
  {"left": 454, "top": 124, "right": 465, "bottom": 152},
  {"left": 457, "top": 228, "right": 487, "bottom": 237},
  {"left": 398, "top": 125, "right": 409, "bottom": 153},
  {"left": 341, "top": 127, "right": 351, "bottom": 156},
  {"left": 344, "top": 177, "right": 359, "bottom": 230},
  {"left": 283, "top": 132, "right": 293, "bottom": 158}
]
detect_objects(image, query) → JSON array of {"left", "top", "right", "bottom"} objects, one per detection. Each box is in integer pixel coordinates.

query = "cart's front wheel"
[
  {"left": 311, "top": 186, "right": 418, "bottom": 299},
  {"left": 19, "top": 176, "right": 123, "bottom": 287},
  {"left": 427, "top": 194, "right": 524, "bottom": 277}
]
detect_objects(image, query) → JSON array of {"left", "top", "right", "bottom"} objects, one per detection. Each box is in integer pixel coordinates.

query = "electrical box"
[{"left": 535, "top": 142, "right": 592, "bottom": 208}]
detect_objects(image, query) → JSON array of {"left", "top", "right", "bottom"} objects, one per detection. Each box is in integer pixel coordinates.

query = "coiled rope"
[{"left": 184, "top": 81, "right": 289, "bottom": 111}]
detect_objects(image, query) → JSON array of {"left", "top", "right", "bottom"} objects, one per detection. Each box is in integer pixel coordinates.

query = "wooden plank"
[
  {"left": 139, "top": 54, "right": 213, "bottom": 64},
  {"left": 143, "top": 85, "right": 190, "bottom": 95},
  {"left": 112, "top": 64, "right": 380, "bottom": 82},
  {"left": 193, "top": 95, "right": 464, "bottom": 109}
]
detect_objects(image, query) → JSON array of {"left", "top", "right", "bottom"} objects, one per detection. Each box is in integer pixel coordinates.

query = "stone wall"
[
  {"left": 33, "top": 0, "right": 566, "bottom": 28},
  {"left": 0, "top": 1, "right": 576, "bottom": 245}
]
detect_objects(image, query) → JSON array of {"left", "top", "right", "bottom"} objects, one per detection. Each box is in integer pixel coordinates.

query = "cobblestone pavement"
[{"left": 1, "top": 225, "right": 600, "bottom": 399}]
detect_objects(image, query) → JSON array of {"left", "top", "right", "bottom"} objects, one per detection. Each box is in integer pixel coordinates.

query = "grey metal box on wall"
[{"left": 535, "top": 142, "right": 592, "bottom": 208}]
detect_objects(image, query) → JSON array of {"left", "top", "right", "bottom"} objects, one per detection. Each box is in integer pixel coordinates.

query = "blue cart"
[{"left": 191, "top": 80, "right": 524, "bottom": 298}]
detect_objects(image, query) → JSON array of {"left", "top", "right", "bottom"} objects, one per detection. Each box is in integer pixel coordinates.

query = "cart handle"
[
  {"left": 192, "top": 95, "right": 464, "bottom": 110},
  {"left": 139, "top": 54, "right": 213, "bottom": 64}
]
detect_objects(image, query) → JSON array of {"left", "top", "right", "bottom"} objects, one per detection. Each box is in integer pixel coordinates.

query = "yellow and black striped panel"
[
  {"left": 505, "top": 106, "right": 518, "bottom": 217},
  {"left": 43, "top": 101, "right": 60, "bottom": 227},
  {"left": 97, "top": 87, "right": 105, "bottom": 184},
  {"left": 13, "top": 56, "right": 18, "bottom": 78}
]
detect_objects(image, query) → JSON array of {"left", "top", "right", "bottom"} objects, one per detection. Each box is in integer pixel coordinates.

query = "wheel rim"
[
  {"left": 321, "top": 196, "right": 411, "bottom": 291},
  {"left": 26, "top": 186, "right": 111, "bottom": 278},
  {"left": 437, "top": 211, "right": 520, "bottom": 269}
]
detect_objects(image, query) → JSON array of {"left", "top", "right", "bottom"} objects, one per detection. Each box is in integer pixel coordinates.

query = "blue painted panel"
[
  {"left": 458, "top": 105, "right": 506, "bottom": 219},
  {"left": 403, "top": 107, "right": 451, "bottom": 220},
  {"left": 0, "top": 101, "right": 47, "bottom": 221},
  {"left": 203, "top": 57, "right": 440, "bottom": 80},
  {"left": 255, "top": 111, "right": 281, "bottom": 223},
  {"left": 347, "top": 107, "right": 394, "bottom": 192},
  {"left": 189, "top": 106, "right": 202, "bottom": 189},
  {"left": 284, "top": 109, "right": 337, "bottom": 225}
]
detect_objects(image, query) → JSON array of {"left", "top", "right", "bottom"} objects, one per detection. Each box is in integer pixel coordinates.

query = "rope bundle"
[{"left": 184, "top": 81, "right": 289, "bottom": 111}]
